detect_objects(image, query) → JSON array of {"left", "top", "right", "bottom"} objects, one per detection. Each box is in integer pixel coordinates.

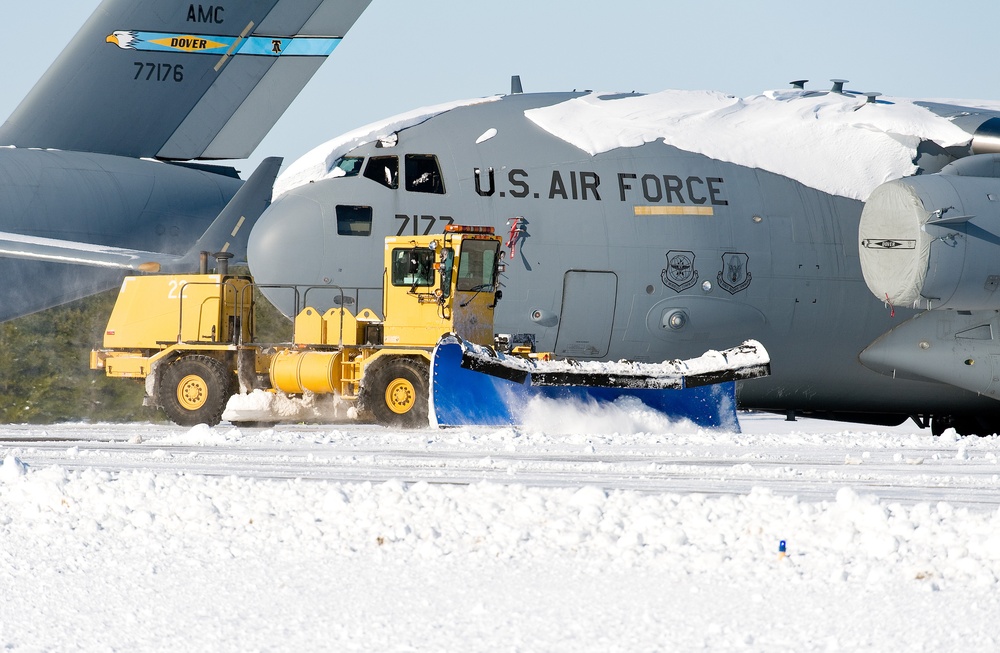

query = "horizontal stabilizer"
[
  {"left": 0, "top": 157, "right": 282, "bottom": 272},
  {"left": 429, "top": 337, "right": 770, "bottom": 430},
  {"left": 0, "top": 0, "right": 371, "bottom": 160}
]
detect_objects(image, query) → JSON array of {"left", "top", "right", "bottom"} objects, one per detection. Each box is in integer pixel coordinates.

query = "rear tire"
[
  {"left": 362, "top": 358, "right": 429, "bottom": 428},
  {"left": 158, "top": 355, "right": 234, "bottom": 426}
]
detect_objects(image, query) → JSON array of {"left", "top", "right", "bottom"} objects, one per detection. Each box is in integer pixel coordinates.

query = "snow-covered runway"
[
  {"left": 2, "top": 410, "right": 999, "bottom": 651},
  {"left": 4, "top": 413, "right": 998, "bottom": 506}
]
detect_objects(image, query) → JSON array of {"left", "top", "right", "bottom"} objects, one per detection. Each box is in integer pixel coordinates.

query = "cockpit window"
[
  {"left": 390, "top": 248, "right": 436, "bottom": 288},
  {"left": 405, "top": 154, "right": 445, "bottom": 194},
  {"left": 335, "top": 205, "right": 372, "bottom": 236},
  {"left": 331, "top": 156, "right": 364, "bottom": 177},
  {"left": 363, "top": 156, "right": 398, "bottom": 189},
  {"left": 456, "top": 239, "right": 500, "bottom": 291}
]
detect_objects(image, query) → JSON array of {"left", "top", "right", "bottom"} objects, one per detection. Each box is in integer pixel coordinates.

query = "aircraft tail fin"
[
  {"left": 0, "top": 0, "right": 371, "bottom": 160},
  {"left": 186, "top": 157, "right": 283, "bottom": 264}
]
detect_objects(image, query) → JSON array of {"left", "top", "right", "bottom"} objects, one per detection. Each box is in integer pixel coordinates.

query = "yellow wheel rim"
[
  {"left": 384, "top": 377, "right": 416, "bottom": 415},
  {"left": 176, "top": 374, "right": 209, "bottom": 411}
]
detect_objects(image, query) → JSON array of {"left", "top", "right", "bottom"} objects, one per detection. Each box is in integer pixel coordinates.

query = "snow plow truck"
[{"left": 91, "top": 225, "right": 770, "bottom": 428}]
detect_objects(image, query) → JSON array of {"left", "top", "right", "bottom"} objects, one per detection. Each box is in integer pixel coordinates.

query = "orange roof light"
[{"left": 445, "top": 224, "right": 495, "bottom": 235}]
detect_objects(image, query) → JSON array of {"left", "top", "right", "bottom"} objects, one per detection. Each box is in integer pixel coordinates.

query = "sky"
[{"left": 3, "top": 1, "right": 1000, "bottom": 176}]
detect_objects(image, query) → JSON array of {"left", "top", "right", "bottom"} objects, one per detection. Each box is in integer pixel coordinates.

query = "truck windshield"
[{"left": 456, "top": 239, "right": 499, "bottom": 291}]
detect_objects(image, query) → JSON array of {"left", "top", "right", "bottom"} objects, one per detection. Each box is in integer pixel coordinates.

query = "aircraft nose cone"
[
  {"left": 858, "top": 338, "right": 898, "bottom": 376},
  {"left": 248, "top": 189, "right": 329, "bottom": 313}
]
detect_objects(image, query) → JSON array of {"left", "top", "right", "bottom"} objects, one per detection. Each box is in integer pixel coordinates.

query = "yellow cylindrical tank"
[{"left": 269, "top": 349, "right": 343, "bottom": 394}]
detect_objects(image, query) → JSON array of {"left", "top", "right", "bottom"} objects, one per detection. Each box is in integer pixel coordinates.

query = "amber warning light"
[{"left": 445, "top": 224, "right": 495, "bottom": 235}]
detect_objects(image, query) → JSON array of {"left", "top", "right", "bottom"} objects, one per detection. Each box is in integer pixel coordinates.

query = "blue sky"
[{"left": 3, "top": 1, "right": 999, "bottom": 176}]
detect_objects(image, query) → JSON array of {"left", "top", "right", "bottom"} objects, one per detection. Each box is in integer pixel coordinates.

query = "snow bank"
[
  {"left": 2, "top": 459, "right": 998, "bottom": 585},
  {"left": 221, "top": 388, "right": 353, "bottom": 424},
  {"left": 2, "top": 417, "right": 1000, "bottom": 650}
]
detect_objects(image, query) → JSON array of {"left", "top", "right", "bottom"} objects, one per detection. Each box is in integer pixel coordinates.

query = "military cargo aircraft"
[
  {"left": 247, "top": 80, "right": 1000, "bottom": 435},
  {"left": 0, "top": 0, "right": 371, "bottom": 321}
]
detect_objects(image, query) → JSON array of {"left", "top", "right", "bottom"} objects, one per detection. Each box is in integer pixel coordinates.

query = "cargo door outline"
[{"left": 554, "top": 270, "right": 618, "bottom": 358}]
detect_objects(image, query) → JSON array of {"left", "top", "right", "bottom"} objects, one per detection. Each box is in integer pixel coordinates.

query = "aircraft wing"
[
  {"left": 0, "top": 0, "right": 371, "bottom": 160},
  {"left": 0, "top": 157, "right": 282, "bottom": 273},
  {"left": 0, "top": 234, "right": 183, "bottom": 272}
]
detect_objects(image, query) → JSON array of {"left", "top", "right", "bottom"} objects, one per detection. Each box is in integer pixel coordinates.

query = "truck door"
[{"left": 554, "top": 270, "right": 618, "bottom": 358}]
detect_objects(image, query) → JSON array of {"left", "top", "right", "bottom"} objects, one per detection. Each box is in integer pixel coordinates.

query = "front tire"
[
  {"left": 158, "top": 355, "right": 234, "bottom": 426},
  {"left": 362, "top": 358, "right": 429, "bottom": 427}
]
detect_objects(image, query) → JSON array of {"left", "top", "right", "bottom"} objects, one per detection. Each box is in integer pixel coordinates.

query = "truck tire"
[
  {"left": 158, "top": 355, "right": 234, "bottom": 426},
  {"left": 364, "top": 358, "right": 429, "bottom": 427}
]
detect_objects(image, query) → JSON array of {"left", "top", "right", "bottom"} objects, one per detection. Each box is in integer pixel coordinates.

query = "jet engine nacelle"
[{"left": 859, "top": 154, "right": 1000, "bottom": 310}]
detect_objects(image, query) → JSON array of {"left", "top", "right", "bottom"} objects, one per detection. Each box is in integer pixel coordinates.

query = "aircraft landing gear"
[{"left": 930, "top": 414, "right": 1000, "bottom": 437}]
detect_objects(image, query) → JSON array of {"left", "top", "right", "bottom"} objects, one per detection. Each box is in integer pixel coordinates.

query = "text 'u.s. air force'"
[{"left": 473, "top": 168, "right": 728, "bottom": 208}]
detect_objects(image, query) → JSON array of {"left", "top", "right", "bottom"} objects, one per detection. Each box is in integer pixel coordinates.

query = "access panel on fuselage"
[{"left": 554, "top": 270, "right": 618, "bottom": 358}]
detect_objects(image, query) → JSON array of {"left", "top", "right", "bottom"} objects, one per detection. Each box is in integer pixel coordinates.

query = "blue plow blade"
[{"left": 429, "top": 339, "right": 740, "bottom": 431}]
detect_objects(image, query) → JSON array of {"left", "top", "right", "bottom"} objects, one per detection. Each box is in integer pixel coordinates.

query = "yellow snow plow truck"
[{"left": 91, "top": 225, "right": 770, "bottom": 429}]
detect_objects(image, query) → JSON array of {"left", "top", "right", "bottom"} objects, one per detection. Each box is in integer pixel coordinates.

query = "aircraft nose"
[{"left": 248, "top": 189, "right": 328, "bottom": 309}]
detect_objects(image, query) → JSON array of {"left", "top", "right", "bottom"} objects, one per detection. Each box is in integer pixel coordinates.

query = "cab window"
[
  {"left": 390, "top": 248, "right": 435, "bottom": 287},
  {"left": 405, "top": 154, "right": 445, "bottom": 194},
  {"left": 335, "top": 205, "right": 372, "bottom": 236},
  {"left": 456, "top": 239, "right": 499, "bottom": 291},
  {"left": 363, "top": 156, "right": 398, "bottom": 189}
]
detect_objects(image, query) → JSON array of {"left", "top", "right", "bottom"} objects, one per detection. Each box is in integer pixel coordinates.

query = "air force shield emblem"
[
  {"left": 661, "top": 250, "right": 698, "bottom": 292},
  {"left": 717, "top": 252, "right": 751, "bottom": 294}
]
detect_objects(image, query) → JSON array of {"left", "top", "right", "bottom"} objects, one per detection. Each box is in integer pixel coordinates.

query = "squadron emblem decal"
[
  {"left": 717, "top": 252, "right": 752, "bottom": 294},
  {"left": 661, "top": 250, "right": 698, "bottom": 292}
]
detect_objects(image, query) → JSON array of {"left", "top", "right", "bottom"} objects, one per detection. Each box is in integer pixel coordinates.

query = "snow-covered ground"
[{"left": 2, "top": 409, "right": 999, "bottom": 651}]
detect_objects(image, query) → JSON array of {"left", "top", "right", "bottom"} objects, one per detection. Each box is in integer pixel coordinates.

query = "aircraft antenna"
[
  {"left": 830, "top": 79, "right": 849, "bottom": 94},
  {"left": 854, "top": 92, "right": 883, "bottom": 112},
  {"left": 511, "top": 75, "right": 523, "bottom": 94},
  {"left": 789, "top": 80, "right": 808, "bottom": 90}
]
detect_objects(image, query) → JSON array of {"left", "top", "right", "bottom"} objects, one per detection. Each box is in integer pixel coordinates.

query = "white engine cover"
[{"left": 860, "top": 156, "right": 1000, "bottom": 310}]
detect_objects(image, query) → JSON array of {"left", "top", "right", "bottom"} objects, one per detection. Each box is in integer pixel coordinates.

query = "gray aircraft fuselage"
[
  {"left": 0, "top": 149, "right": 240, "bottom": 320},
  {"left": 249, "top": 91, "right": 1000, "bottom": 426}
]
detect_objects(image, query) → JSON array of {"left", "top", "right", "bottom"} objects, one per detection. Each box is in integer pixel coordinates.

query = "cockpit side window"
[
  {"left": 363, "top": 156, "right": 398, "bottom": 189},
  {"left": 335, "top": 205, "right": 372, "bottom": 236},
  {"left": 332, "top": 156, "right": 364, "bottom": 177},
  {"left": 405, "top": 154, "right": 445, "bottom": 194}
]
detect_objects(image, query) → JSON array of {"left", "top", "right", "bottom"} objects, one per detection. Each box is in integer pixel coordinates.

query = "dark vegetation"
[
  {"left": 0, "top": 288, "right": 152, "bottom": 423},
  {"left": 0, "top": 271, "right": 291, "bottom": 424}
]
